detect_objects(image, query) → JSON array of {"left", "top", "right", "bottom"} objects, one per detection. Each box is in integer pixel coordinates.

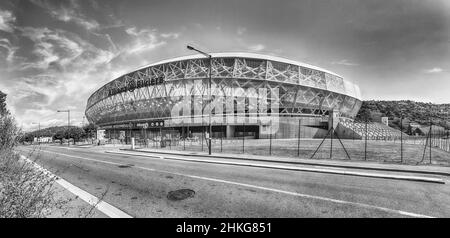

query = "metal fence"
[{"left": 103, "top": 117, "right": 450, "bottom": 166}]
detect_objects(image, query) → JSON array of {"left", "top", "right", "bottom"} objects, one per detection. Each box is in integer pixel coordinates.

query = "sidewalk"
[
  {"left": 47, "top": 182, "right": 107, "bottom": 218},
  {"left": 127, "top": 147, "right": 450, "bottom": 177}
]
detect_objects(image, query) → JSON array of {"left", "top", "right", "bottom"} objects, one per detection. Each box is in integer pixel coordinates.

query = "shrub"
[
  {"left": 0, "top": 91, "right": 69, "bottom": 217},
  {"left": 0, "top": 149, "right": 61, "bottom": 217}
]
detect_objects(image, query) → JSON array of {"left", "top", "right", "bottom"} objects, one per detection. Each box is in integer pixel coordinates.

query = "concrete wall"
[{"left": 259, "top": 116, "right": 328, "bottom": 139}]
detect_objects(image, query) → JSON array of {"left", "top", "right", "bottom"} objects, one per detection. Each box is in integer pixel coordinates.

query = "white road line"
[
  {"left": 56, "top": 179, "right": 132, "bottom": 218},
  {"left": 155, "top": 171, "right": 434, "bottom": 218},
  {"left": 35, "top": 149, "right": 434, "bottom": 218},
  {"left": 20, "top": 155, "right": 132, "bottom": 218}
]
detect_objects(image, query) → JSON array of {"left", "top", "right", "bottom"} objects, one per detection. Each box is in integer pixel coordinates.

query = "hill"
[
  {"left": 21, "top": 123, "right": 97, "bottom": 143},
  {"left": 355, "top": 100, "right": 450, "bottom": 130},
  {"left": 26, "top": 126, "right": 76, "bottom": 137}
]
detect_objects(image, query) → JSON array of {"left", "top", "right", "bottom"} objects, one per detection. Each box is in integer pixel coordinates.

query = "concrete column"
[
  {"left": 226, "top": 125, "right": 235, "bottom": 138},
  {"left": 329, "top": 109, "right": 340, "bottom": 129}
]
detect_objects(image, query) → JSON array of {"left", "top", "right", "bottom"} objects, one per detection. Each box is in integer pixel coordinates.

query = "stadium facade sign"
[{"left": 107, "top": 77, "right": 165, "bottom": 96}]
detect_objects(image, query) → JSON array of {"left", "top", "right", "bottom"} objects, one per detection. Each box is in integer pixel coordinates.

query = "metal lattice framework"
[{"left": 85, "top": 53, "right": 362, "bottom": 126}]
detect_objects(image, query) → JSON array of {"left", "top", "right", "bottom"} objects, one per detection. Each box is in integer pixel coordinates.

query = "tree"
[
  {"left": 0, "top": 90, "right": 8, "bottom": 116},
  {"left": 355, "top": 103, "right": 373, "bottom": 121},
  {"left": 19, "top": 133, "right": 35, "bottom": 143},
  {"left": 66, "top": 127, "right": 86, "bottom": 142},
  {"left": 53, "top": 129, "right": 66, "bottom": 144},
  {"left": 83, "top": 123, "right": 97, "bottom": 139},
  {"left": 0, "top": 91, "right": 19, "bottom": 149},
  {"left": 406, "top": 124, "right": 413, "bottom": 135}
]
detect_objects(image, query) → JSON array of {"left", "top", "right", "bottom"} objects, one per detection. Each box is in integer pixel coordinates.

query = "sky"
[{"left": 0, "top": 0, "right": 449, "bottom": 131}]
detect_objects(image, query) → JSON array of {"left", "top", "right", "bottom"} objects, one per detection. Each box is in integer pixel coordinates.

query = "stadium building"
[{"left": 85, "top": 53, "right": 362, "bottom": 142}]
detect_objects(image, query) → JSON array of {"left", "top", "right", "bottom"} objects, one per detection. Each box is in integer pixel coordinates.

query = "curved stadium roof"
[
  {"left": 133, "top": 52, "right": 344, "bottom": 78},
  {"left": 86, "top": 52, "right": 362, "bottom": 113}
]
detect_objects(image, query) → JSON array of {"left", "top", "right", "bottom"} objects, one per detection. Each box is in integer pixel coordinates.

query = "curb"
[
  {"left": 121, "top": 148, "right": 450, "bottom": 177},
  {"left": 107, "top": 150, "right": 445, "bottom": 184}
]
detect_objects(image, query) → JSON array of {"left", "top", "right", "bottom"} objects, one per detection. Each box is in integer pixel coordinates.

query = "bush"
[
  {"left": 0, "top": 91, "right": 108, "bottom": 217},
  {"left": 0, "top": 91, "right": 69, "bottom": 217},
  {"left": 0, "top": 114, "right": 19, "bottom": 150},
  {"left": 0, "top": 149, "right": 61, "bottom": 217}
]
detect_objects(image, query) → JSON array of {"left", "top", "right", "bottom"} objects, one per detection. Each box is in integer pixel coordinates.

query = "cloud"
[
  {"left": 423, "top": 67, "right": 443, "bottom": 74},
  {"left": 21, "top": 110, "right": 65, "bottom": 130},
  {"left": 237, "top": 26, "right": 246, "bottom": 35},
  {"left": 13, "top": 90, "right": 49, "bottom": 110},
  {"left": 30, "top": 0, "right": 100, "bottom": 31},
  {"left": 160, "top": 32, "right": 180, "bottom": 39},
  {"left": 20, "top": 27, "right": 115, "bottom": 71},
  {"left": 20, "top": 27, "right": 81, "bottom": 70},
  {"left": 5, "top": 25, "right": 120, "bottom": 128},
  {"left": 331, "top": 59, "right": 359, "bottom": 66},
  {"left": 125, "top": 27, "right": 145, "bottom": 36},
  {"left": 124, "top": 27, "right": 167, "bottom": 55},
  {"left": 56, "top": 11, "right": 99, "bottom": 30},
  {"left": 8, "top": 24, "right": 174, "bottom": 125},
  {"left": 0, "top": 38, "right": 18, "bottom": 62},
  {"left": 0, "top": 9, "right": 16, "bottom": 32},
  {"left": 10, "top": 76, "right": 62, "bottom": 110},
  {"left": 248, "top": 44, "right": 265, "bottom": 51},
  {"left": 2, "top": 1, "right": 182, "bottom": 129}
]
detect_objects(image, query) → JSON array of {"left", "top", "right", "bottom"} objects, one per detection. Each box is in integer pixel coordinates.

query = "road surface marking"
[
  {"left": 35, "top": 149, "right": 434, "bottom": 218},
  {"left": 106, "top": 150, "right": 445, "bottom": 184},
  {"left": 20, "top": 155, "right": 133, "bottom": 218},
  {"left": 56, "top": 179, "right": 132, "bottom": 218}
]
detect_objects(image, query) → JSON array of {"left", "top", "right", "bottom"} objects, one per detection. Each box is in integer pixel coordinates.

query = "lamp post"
[
  {"left": 400, "top": 113, "right": 403, "bottom": 163},
  {"left": 187, "top": 45, "right": 212, "bottom": 155},
  {"left": 57, "top": 109, "right": 70, "bottom": 146},
  {"left": 446, "top": 111, "right": 449, "bottom": 152}
]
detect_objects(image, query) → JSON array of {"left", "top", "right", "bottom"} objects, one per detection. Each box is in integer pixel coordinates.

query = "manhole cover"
[{"left": 167, "top": 189, "right": 195, "bottom": 201}]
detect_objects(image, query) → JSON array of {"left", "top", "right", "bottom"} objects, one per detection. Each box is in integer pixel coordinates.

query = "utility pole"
[
  {"left": 187, "top": 45, "right": 213, "bottom": 155},
  {"left": 400, "top": 114, "right": 403, "bottom": 163},
  {"left": 430, "top": 118, "right": 432, "bottom": 163},
  {"left": 330, "top": 114, "right": 333, "bottom": 160},
  {"left": 365, "top": 115, "right": 368, "bottom": 161}
]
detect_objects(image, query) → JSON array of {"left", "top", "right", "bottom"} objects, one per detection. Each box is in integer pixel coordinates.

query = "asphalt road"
[{"left": 18, "top": 145, "right": 450, "bottom": 218}]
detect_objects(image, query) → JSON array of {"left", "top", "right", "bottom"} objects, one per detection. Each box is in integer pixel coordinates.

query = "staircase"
[{"left": 338, "top": 119, "right": 407, "bottom": 140}]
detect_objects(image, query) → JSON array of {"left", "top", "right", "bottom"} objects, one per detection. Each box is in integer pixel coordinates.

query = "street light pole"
[
  {"left": 187, "top": 45, "right": 212, "bottom": 155},
  {"left": 57, "top": 109, "right": 70, "bottom": 146},
  {"left": 400, "top": 113, "right": 403, "bottom": 163}
]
